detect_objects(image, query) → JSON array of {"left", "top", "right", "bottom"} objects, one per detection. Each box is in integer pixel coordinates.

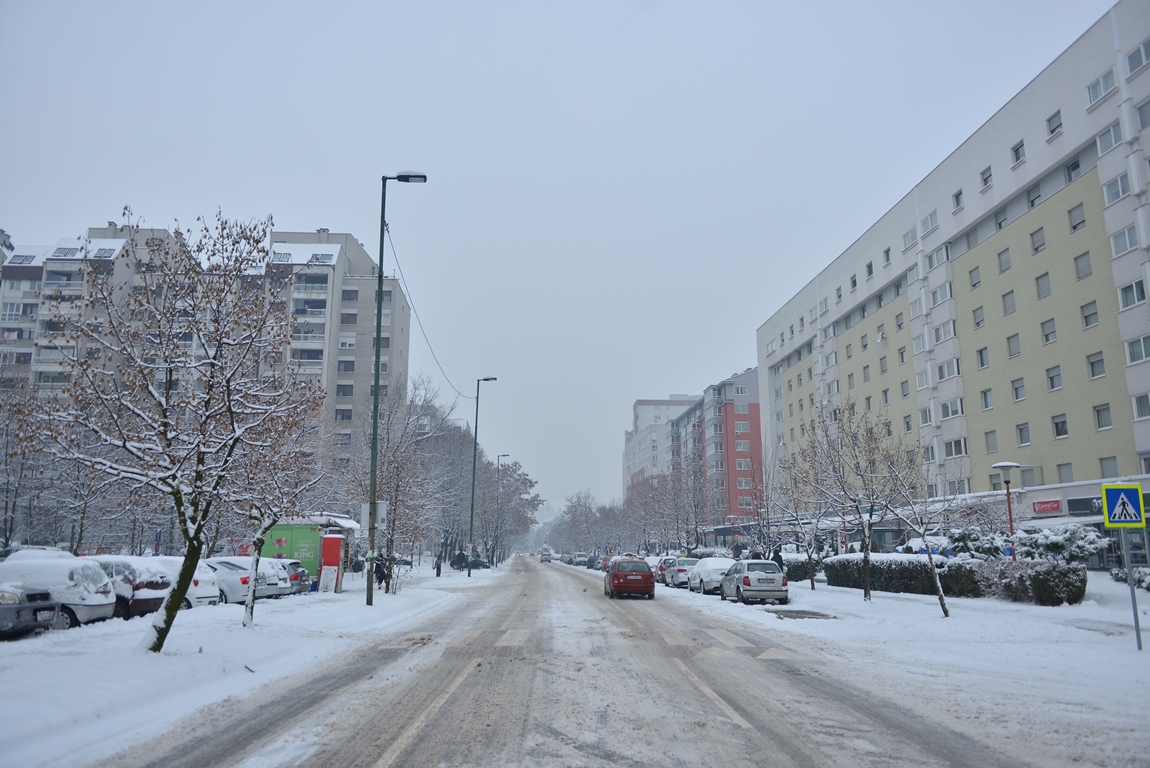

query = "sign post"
[{"left": 1102, "top": 483, "right": 1147, "bottom": 651}]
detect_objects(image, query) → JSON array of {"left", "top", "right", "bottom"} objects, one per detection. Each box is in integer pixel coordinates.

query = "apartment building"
[
  {"left": 667, "top": 368, "right": 762, "bottom": 523},
  {"left": 756, "top": 0, "right": 1150, "bottom": 513},
  {"left": 622, "top": 396, "right": 696, "bottom": 493},
  {"left": 0, "top": 226, "right": 409, "bottom": 472}
]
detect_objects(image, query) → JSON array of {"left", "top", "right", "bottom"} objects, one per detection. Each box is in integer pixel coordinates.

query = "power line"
[{"left": 385, "top": 225, "right": 472, "bottom": 400}]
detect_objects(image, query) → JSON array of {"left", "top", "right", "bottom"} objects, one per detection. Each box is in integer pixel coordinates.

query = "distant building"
[
  {"left": 622, "top": 396, "right": 696, "bottom": 493},
  {"left": 757, "top": 0, "right": 1150, "bottom": 501}
]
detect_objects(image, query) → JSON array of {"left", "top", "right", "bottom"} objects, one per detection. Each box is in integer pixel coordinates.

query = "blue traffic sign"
[{"left": 1102, "top": 484, "right": 1146, "bottom": 528}]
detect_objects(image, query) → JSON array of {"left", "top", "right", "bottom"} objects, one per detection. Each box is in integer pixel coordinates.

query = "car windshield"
[
  {"left": 746, "top": 562, "right": 781, "bottom": 573},
  {"left": 213, "top": 561, "right": 246, "bottom": 572},
  {"left": 679, "top": 559, "right": 698, "bottom": 566},
  {"left": 617, "top": 562, "right": 649, "bottom": 572},
  {"left": 74, "top": 563, "right": 108, "bottom": 591}
]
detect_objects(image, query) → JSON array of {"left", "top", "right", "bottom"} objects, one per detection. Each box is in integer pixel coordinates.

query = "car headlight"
[{"left": 0, "top": 591, "right": 21, "bottom": 605}]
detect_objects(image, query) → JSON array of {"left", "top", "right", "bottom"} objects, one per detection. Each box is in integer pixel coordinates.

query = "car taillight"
[
  {"left": 742, "top": 576, "right": 752, "bottom": 587},
  {"left": 782, "top": 576, "right": 788, "bottom": 587},
  {"left": 290, "top": 573, "right": 299, "bottom": 581},
  {"left": 240, "top": 576, "right": 249, "bottom": 585},
  {"left": 677, "top": 568, "right": 687, "bottom": 573},
  {"left": 193, "top": 578, "right": 199, "bottom": 587}
]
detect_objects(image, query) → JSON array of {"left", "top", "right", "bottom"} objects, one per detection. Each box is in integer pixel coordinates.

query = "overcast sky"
[{"left": 1, "top": 1, "right": 1121, "bottom": 512}]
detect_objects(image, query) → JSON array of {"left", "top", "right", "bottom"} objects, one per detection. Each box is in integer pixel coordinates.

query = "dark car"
[
  {"left": 91, "top": 556, "right": 172, "bottom": 619},
  {"left": 276, "top": 559, "right": 312, "bottom": 595},
  {"left": 468, "top": 557, "right": 490, "bottom": 570},
  {"left": 604, "top": 558, "right": 655, "bottom": 600},
  {"left": 0, "top": 582, "right": 59, "bottom": 639}
]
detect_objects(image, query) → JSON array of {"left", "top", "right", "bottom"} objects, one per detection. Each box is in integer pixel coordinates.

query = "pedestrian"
[
  {"left": 771, "top": 548, "right": 785, "bottom": 572},
  {"left": 374, "top": 557, "right": 385, "bottom": 589},
  {"left": 435, "top": 554, "right": 442, "bottom": 577}
]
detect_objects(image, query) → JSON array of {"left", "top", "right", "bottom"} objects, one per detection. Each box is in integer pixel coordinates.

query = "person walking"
[
  {"left": 435, "top": 554, "right": 443, "bottom": 577},
  {"left": 771, "top": 548, "right": 785, "bottom": 572}
]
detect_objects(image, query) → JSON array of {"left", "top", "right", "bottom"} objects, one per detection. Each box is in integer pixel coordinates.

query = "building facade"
[
  {"left": 622, "top": 396, "right": 696, "bottom": 493},
  {"left": 756, "top": 1, "right": 1150, "bottom": 504}
]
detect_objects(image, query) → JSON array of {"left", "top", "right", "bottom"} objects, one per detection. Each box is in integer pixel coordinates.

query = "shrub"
[
  {"left": 1110, "top": 567, "right": 1150, "bottom": 591},
  {"left": 1029, "top": 563, "right": 1088, "bottom": 606},
  {"left": 938, "top": 560, "right": 981, "bottom": 597},
  {"left": 784, "top": 556, "right": 816, "bottom": 582}
]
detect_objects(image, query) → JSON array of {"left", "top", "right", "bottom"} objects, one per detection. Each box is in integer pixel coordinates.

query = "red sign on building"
[{"left": 1032, "top": 499, "right": 1062, "bottom": 515}]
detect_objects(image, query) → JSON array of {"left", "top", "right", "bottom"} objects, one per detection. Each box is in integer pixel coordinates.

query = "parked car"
[
  {"left": 687, "top": 557, "right": 735, "bottom": 594},
  {"left": 90, "top": 555, "right": 172, "bottom": 619},
  {"left": 719, "top": 559, "right": 789, "bottom": 604},
  {"left": 150, "top": 557, "right": 220, "bottom": 608},
  {"left": 207, "top": 557, "right": 281, "bottom": 599},
  {"left": 468, "top": 557, "right": 490, "bottom": 570},
  {"left": 603, "top": 558, "right": 655, "bottom": 599},
  {"left": 656, "top": 556, "right": 677, "bottom": 585},
  {"left": 0, "top": 554, "right": 115, "bottom": 628},
  {"left": 275, "top": 559, "right": 311, "bottom": 594},
  {"left": 0, "top": 545, "right": 68, "bottom": 562},
  {"left": 664, "top": 557, "right": 698, "bottom": 587},
  {"left": 574, "top": 552, "right": 588, "bottom": 566},
  {"left": 0, "top": 581, "right": 60, "bottom": 639},
  {"left": 203, "top": 559, "right": 260, "bottom": 603},
  {"left": 586, "top": 556, "right": 599, "bottom": 570}
]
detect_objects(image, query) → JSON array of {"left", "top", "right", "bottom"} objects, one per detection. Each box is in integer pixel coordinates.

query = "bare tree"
[{"left": 19, "top": 210, "right": 316, "bottom": 652}]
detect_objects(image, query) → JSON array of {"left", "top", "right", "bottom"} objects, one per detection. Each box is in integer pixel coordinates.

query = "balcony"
[{"left": 293, "top": 282, "right": 329, "bottom": 295}]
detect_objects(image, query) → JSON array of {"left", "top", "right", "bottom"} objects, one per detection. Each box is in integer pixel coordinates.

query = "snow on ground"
[{"left": 1, "top": 559, "right": 1148, "bottom": 768}]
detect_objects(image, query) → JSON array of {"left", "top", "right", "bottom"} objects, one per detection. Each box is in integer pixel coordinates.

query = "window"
[
  {"left": 977, "top": 347, "right": 990, "bottom": 368},
  {"left": 1087, "top": 68, "right": 1116, "bottom": 106},
  {"left": 865, "top": 261, "right": 874, "bottom": 279},
  {"left": 735, "top": 440, "right": 750, "bottom": 452},
  {"left": 934, "top": 320, "right": 957, "bottom": 344},
  {"left": 944, "top": 438, "right": 967, "bottom": 458},
  {"left": 1112, "top": 225, "right": 1138, "bottom": 257},
  {"left": 969, "top": 266, "right": 981, "bottom": 289},
  {"left": 341, "top": 289, "right": 359, "bottom": 302},
  {"left": 335, "top": 408, "right": 353, "bottom": 422},
  {"left": 930, "top": 282, "right": 952, "bottom": 307},
  {"left": 1007, "top": 334, "right": 1021, "bottom": 357},
  {"left": 995, "top": 209, "right": 1008, "bottom": 230},
  {"left": 850, "top": 275, "right": 857, "bottom": 290},
  {"left": 1141, "top": 99, "right": 1150, "bottom": 130},
  {"left": 1041, "top": 319, "right": 1057, "bottom": 344},
  {"left": 913, "top": 333, "right": 926, "bottom": 354},
  {"left": 1105, "top": 173, "right": 1131, "bottom": 206},
  {"left": 1012, "top": 378, "right": 1026, "bottom": 401},
  {"left": 863, "top": 365, "right": 871, "bottom": 382},
  {"left": 735, "top": 421, "right": 749, "bottom": 434},
  {"left": 898, "top": 346, "right": 907, "bottom": 365},
  {"left": 734, "top": 385, "right": 748, "bottom": 395},
  {"left": 1131, "top": 38, "right": 1150, "bottom": 74},
  {"left": 1065, "top": 158, "right": 1081, "bottom": 183},
  {"left": 882, "top": 388, "right": 889, "bottom": 405},
  {"left": 901, "top": 380, "right": 910, "bottom": 398},
  {"left": 338, "top": 333, "right": 357, "bottom": 349},
  {"left": 920, "top": 407, "right": 933, "bottom": 426},
  {"left": 380, "top": 290, "right": 392, "bottom": 303},
  {"left": 1031, "top": 228, "right": 1045, "bottom": 253},
  {"left": 1069, "top": 205, "right": 1089, "bottom": 234},
  {"left": 865, "top": 396, "right": 872, "bottom": 412},
  {"left": 896, "top": 312, "right": 904, "bottom": 330},
  {"left": 923, "top": 445, "right": 936, "bottom": 463},
  {"left": 1012, "top": 141, "right": 1026, "bottom": 164},
  {"left": 1097, "top": 122, "right": 1122, "bottom": 156},
  {"left": 1017, "top": 423, "right": 1031, "bottom": 446},
  {"left": 998, "top": 249, "right": 1011, "bottom": 272},
  {"left": 911, "top": 298, "right": 923, "bottom": 318},
  {"left": 737, "top": 478, "right": 752, "bottom": 490},
  {"left": 1047, "top": 365, "right": 1062, "bottom": 390},
  {"left": 337, "top": 360, "right": 355, "bottom": 373},
  {"left": 848, "top": 373, "right": 855, "bottom": 389},
  {"left": 1137, "top": 394, "right": 1150, "bottom": 420},
  {"left": 903, "top": 226, "right": 918, "bottom": 250},
  {"left": 980, "top": 167, "right": 993, "bottom": 189},
  {"left": 922, "top": 210, "right": 938, "bottom": 234},
  {"left": 1120, "top": 279, "right": 1146, "bottom": 309},
  {"left": 846, "top": 343, "right": 853, "bottom": 359},
  {"left": 907, "top": 264, "right": 920, "bottom": 283},
  {"left": 1096, "top": 403, "right": 1112, "bottom": 429},
  {"left": 825, "top": 351, "right": 837, "bottom": 367},
  {"left": 836, "top": 286, "right": 842, "bottom": 301},
  {"left": 736, "top": 458, "right": 752, "bottom": 470},
  {"left": 1082, "top": 301, "right": 1099, "bottom": 328},
  {"left": 953, "top": 189, "right": 964, "bottom": 210},
  {"left": 986, "top": 431, "right": 998, "bottom": 453},
  {"left": 1028, "top": 186, "right": 1042, "bottom": 209},
  {"left": 904, "top": 415, "right": 913, "bottom": 433},
  {"left": 1036, "top": 273, "right": 1051, "bottom": 299},
  {"left": 1047, "top": 110, "right": 1063, "bottom": 136},
  {"left": 880, "top": 356, "right": 888, "bottom": 373},
  {"left": 1058, "top": 463, "right": 1074, "bottom": 484},
  {"left": 941, "top": 398, "right": 963, "bottom": 419},
  {"left": 981, "top": 388, "right": 993, "bottom": 410},
  {"left": 1128, "top": 334, "right": 1150, "bottom": 363},
  {"left": 336, "top": 384, "right": 354, "bottom": 397},
  {"left": 1088, "top": 351, "right": 1105, "bottom": 378},
  {"left": 1075, "top": 252, "right": 1092, "bottom": 280},
  {"left": 973, "top": 306, "right": 985, "bottom": 328},
  {"left": 916, "top": 371, "right": 929, "bottom": 390},
  {"left": 926, "top": 245, "right": 949, "bottom": 270},
  {"left": 1101, "top": 457, "right": 1119, "bottom": 479},
  {"left": 1052, "top": 414, "right": 1068, "bottom": 439},
  {"left": 827, "top": 380, "right": 839, "bottom": 395},
  {"left": 735, "top": 402, "right": 749, "bottom": 414},
  {"left": 861, "top": 334, "right": 869, "bottom": 350},
  {"left": 1002, "top": 291, "right": 1016, "bottom": 315},
  {"left": 937, "top": 358, "right": 959, "bottom": 381}
]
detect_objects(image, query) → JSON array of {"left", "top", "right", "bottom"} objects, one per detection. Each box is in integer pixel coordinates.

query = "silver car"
[
  {"left": 687, "top": 557, "right": 735, "bottom": 594},
  {"left": 664, "top": 557, "right": 698, "bottom": 588},
  {"left": 719, "top": 560, "right": 789, "bottom": 604}
]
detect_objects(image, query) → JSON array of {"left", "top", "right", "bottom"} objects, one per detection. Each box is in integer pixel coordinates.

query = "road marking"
[
  {"left": 495, "top": 628, "right": 531, "bottom": 646},
  {"left": 672, "top": 658, "right": 751, "bottom": 729},
  {"left": 372, "top": 660, "right": 481, "bottom": 768},
  {"left": 757, "top": 648, "right": 798, "bottom": 660},
  {"left": 498, "top": 600, "right": 526, "bottom": 631},
  {"left": 447, "top": 630, "right": 483, "bottom": 647},
  {"left": 660, "top": 628, "right": 692, "bottom": 646},
  {"left": 703, "top": 628, "right": 754, "bottom": 648}
]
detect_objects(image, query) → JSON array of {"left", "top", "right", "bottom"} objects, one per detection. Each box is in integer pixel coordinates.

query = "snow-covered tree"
[{"left": 19, "top": 210, "right": 318, "bottom": 652}]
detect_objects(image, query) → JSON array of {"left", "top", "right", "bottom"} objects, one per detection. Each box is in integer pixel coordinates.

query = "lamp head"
[
  {"left": 396, "top": 172, "right": 427, "bottom": 183},
  {"left": 480, "top": 376, "right": 497, "bottom": 382}
]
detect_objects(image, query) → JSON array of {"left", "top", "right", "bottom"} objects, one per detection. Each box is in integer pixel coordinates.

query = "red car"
[{"left": 604, "top": 558, "right": 655, "bottom": 600}]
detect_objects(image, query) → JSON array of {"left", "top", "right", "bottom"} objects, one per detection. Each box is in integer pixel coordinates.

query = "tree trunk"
[
  {"left": 243, "top": 525, "right": 274, "bottom": 628},
  {"left": 146, "top": 537, "right": 203, "bottom": 652},
  {"left": 923, "top": 548, "right": 950, "bottom": 618},
  {"left": 861, "top": 521, "right": 873, "bottom": 601}
]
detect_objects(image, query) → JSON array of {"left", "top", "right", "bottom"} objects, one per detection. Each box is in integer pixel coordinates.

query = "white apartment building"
[
  {"left": 756, "top": 0, "right": 1150, "bottom": 512},
  {"left": 622, "top": 396, "right": 695, "bottom": 493}
]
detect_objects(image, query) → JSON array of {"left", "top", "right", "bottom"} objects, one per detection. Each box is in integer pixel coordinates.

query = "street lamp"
[
  {"left": 495, "top": 454, "right": 509, "bottom": 566},
  {"left": 992, "top": 461, "right": 1021, "bottom": 562},
  {"left": 467, "top": 377, "right": 497, "bottom": 577},
  {"left": 367, "top": 172, "right": 427, "bottom": 606}
]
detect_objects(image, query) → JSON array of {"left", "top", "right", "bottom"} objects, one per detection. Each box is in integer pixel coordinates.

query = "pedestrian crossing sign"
[{"left": 1102, "top": 484, "right": 1146, "bottom": 528}]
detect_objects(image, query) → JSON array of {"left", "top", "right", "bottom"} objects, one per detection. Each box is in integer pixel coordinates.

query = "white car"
[
  {"left": 203, "top": 559, "right": 257, "bottom": 604},
  {"left": 687, "top": 557, "right": 736, "bottom": 595},
  {"left": 150, "top": 557, "right": 219, "bottom": 608},
  {"left": 0, "top": 553, "right": 115, "bottom": 628},
  {"left": 210, "top": 556, "right": 290, "bottom": 598}
]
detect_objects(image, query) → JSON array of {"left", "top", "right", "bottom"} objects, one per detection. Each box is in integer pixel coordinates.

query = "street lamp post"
[
  {"left": 367, "top": 172, "right": 426, "bottom": 606},
  {"left": 495, "top": 453, "right": 509, "bottom": 566},
  {"left": 467, "top": 377, "right": 497, "bottom": 577},
  {"left": 992, "top": 461, "right": 1021, "bottom": 562}
]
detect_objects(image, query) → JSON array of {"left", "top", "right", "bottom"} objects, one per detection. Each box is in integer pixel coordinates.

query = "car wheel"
[
  {"left": 218, "top": 590, "right": 228, "bottom": 604},
  {"left": 181, "top": 598, "right": 192, "bottom": 610},
  {"left": 737, "top": 587, "right": 749, "bottom": 605},
  {"left": 647, "top": 592, "right": 654, "bottom": 600},
  {"left": 719, "top": 585, "right": 727, "bottom": 601},
  {"left": 778, "top": 596, "right": 789, "bottom": 605},
  {"left": 113, "top": 598, "right": 131, "bottom": 620},
  {"left": 60, "top": 607, "right": 79, "bottom": 630}
]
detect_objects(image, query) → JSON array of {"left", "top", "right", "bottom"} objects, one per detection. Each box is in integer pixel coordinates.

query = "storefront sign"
[{"left": 1032, "top": 499, "right": 1062, "bottom": 515}]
